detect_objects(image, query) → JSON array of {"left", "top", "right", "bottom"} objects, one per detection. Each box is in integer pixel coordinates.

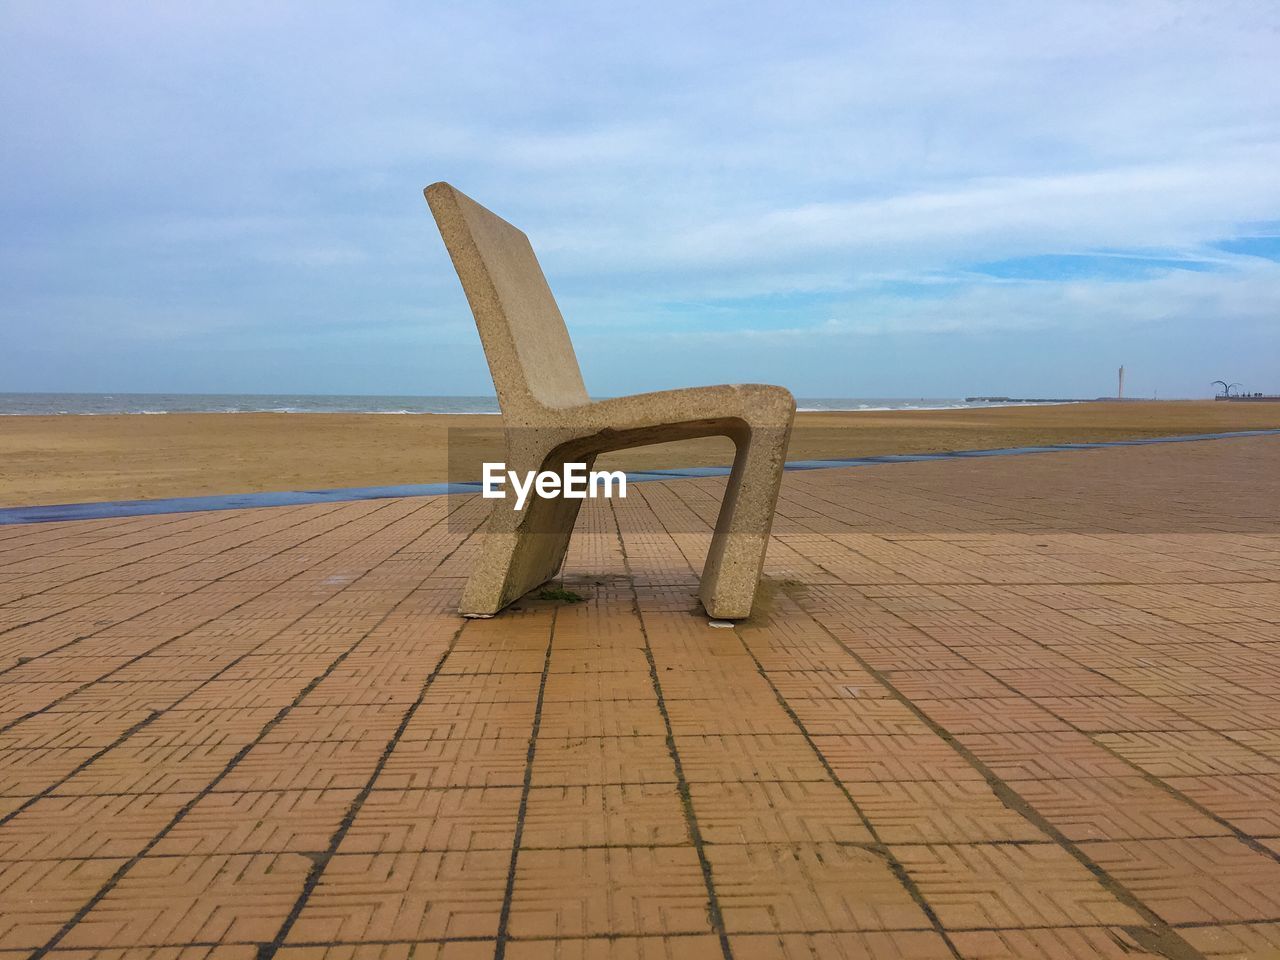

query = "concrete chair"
[{"left": 425, "top": 182, "right": 795, "bottom": 619}]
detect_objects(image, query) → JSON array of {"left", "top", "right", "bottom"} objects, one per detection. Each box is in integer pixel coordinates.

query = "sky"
[{"left": 1, "top": 1, "right": 1277, "bottom": 400}]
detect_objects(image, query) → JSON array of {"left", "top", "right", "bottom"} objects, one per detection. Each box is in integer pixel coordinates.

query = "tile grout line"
[
  {"left": 492, "top": 607, "right": 558, "bottom": 960},
  {"left": 739, "top": 637, "right": 967, "bottom": 958},
  {"left": 0, "top": 504, "right": 339, "bottom": 675},
  {"left": 256, "top": 624, "right": 474, "bottom": 957},
  {"left": 660, "top": 475, "right": 1214, "bottom": 959},
  {"left": 659, "top": 478, "right": 965, "bottom": 958},
  {"left": 0, "top": 498, "right": 461, "bottom": 830},
  {"left": 255, "top": 500, "right": 488, "bottom": 957},
  {"left": 0, "top": 499, "right": 415, "bottom": 733},
  {"left": 0, "top": 504, "right": 317, "bottom": 652},
  {"left": 0, "top": 502, "right": 308, "bottom": 608},
  {"left": 54, "top": 921, "right": 1233, "bottom": 954},
  {"left": 609, "top": 495, "right": 734, "bottom": 960},
  {"left": 929, "top": 592, "right": 1280, "bottom": 867},
  {"left": 0, "top": 507, "right": 245, "bottom": 574},
  {"left": 25, "top": 497, "right": 485, "bottom": 958},
  {"left": 0, "top": 502, "right": 373, "bottom": 656},
  {"left": 0, "top": 499, "right": 322, "bottom": 590},
  {"left": 23, "top": 834, "right": 1261, "bottom": 866},
  {"left": 4, "top": 433, "right": 1277, "bottom": 955},
  {"left": 789, "top": 585, "right": 1209, "bottom": 960}
]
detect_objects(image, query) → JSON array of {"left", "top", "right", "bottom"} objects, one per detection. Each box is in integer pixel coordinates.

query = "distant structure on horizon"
[
  {"left": 1118, "top": 365, "right": 1125, "bottom": 400},
  {"left": 1212, "top": 379, "right": 1280, "bottom": 401}
]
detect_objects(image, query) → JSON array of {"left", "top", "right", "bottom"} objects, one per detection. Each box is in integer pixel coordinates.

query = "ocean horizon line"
[{"left": 0, "top": 391, "right": 1087, "bottom": 417}]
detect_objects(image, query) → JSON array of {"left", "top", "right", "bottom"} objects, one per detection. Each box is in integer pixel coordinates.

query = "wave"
[
  {"left": 797, "top": 400, "right": 1076, "bottom": 413},
  {"left": 0, "top": 393, "right": 1078, "bottom": 416}
]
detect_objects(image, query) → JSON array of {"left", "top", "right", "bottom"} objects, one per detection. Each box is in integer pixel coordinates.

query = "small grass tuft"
[{"left": 538, "top": 587, "right": 585, "bottom": 604}]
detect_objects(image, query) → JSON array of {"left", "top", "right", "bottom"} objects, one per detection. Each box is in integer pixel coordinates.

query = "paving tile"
[
  {"left": 955, "top": 731, "right": 1136, "bottom": 781},
  {"left": 674, "top": 735, "right": 829, "bottom": 783},
  {"left": 730, "top": 931, "right": 955, "bottom": 959},
  {"left": 4, "top": 434, "right": 1280, "bottom": 951},
  {"left": 877, "top": 669, "right": 1010, "bottom": 700},
  {"left": 1033, "top": 695, "right": 1202, "bottom": 732},
  {"left": 652, "top": 664, "right": 765, "bottom": 700},
  {"left": 707, "top": 842, "right": 930, "bottom": 933},
  {"left": 948, "top": 927, "right": 1165, "bottom": 959},
  {"left": 378, "top": 737, "right": 530, "bottom": 789},
  {"left": 844, "top": 780, "right": 1042, "bottom": 844},
  {"left": 273, "top": 945, "right": 491, "bottom": 960},
  {"left": 1010, "top": 776, "right": 1230, "bottom": 841},
  {"left": 214, "top": 739, "right": 386, "bottom": 792},
  {"left": 52, "top": 743, "right": 239, "bottom": 796},
  {"left": 0, "top": 793, "right": 192, "bottom": 869},
  {"left": 284, "top": 850, "right": 509, "bottom": 942},
  {"left": 48, "top": 948, "right": 258, "bottom": 960},
  {"left": 968, "top": 667, "right": 1133, "bottom": 700},
  {"left": 125, "top": 707, "right": 280, "bottom": 750},
  {"left": 59, "top": 852, "right": 313, "bottom": 948},
  {"left": 1179, "top": 922, "right": 1280, "bottom": 958},
  {"left": 691, "top": 780, "right": 874, "bottom": 844},
  {"left": 543, "top": 646, "right": 651, "bottom": 675},
  {"left": 0, "top": 857, "right": 126, "bottom": 948},
  {"left": 508, "top": 846, "right": 712, "bottom": 937},
  {"left": 540, "top": 672, "right": 655, "bottom": 703},
  {"left": 0, "top": 706, "right": 154, "bottom": 751},
  {"left": 1224, "top": 728, "right": 1280, "bottom": 760},
  {"left": 537, "top": 699, "right": 667, "bottom": 739},
  {"left": 663, "top": 697, "right": 798, "bottom": 736},
  {"left": 502, "top": 936, "right": 717, "bottom": 959},
  {"left": 1080, "top": 837, "right": 1280, "bottom": 924},
  {"left": 911, "top": 697, "right": 1071, "bottom": 735},
  {"left": 1094, "top": 731, "right": 1280, "bottom": 777},
  {"left": 1152, "top": 693, "right": 1280, "bottom": 729},
  {"left": 764, "top": 670, "right": 886, "bottom": 700},
  {"left": 401, "top": 700, "right": 538, "bottom": 742},
  {"left": 174, "top": 678, "right": 311, "bottom": 712},
  {"left": 433, "top": 672, "right": 542, "bottom": 703},
  {"left": 341, "top": 786, "right": 520, "bottom": 853},
  {"left": 521, "top": 783, "right": 688, "bottom": 848},
  {"left": 0, "top": 747, "right": 100, "bottom": 797},
  {"left": 783, "top": 698, "right": 930, "bottom": 737},
  {"left": 893, "top": 843, "right": 1143, "bottom": 929},
  {"left": 261, "top": 703, "right": 408, "bottom": 743},
  {"left": 531, "top": 737, "right": 676, "bottom": 787},
  {"left": 813, "top": 734, "right": 985, "bottom": 784},
  {"left": 151, "top": 789, "right": 359, "bottom": 855}
]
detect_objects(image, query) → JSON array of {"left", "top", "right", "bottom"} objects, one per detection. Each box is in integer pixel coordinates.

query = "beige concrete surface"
[{"left": 426, "top": 182, "right": 795, "bottom": 618}]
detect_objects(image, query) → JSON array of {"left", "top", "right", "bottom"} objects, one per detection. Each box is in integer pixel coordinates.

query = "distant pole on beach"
[{"left": 1118, "top": 365, "right": 1124, "bottom": 400}]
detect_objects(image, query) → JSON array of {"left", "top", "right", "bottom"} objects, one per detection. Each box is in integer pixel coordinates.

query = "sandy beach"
[{"left": 2, "top": 399, "right": 1277, "bottom": 507}]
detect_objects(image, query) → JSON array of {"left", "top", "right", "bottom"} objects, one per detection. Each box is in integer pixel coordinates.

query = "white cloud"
[{"left": 1, "top": 0, "right": 1277, "bottom": 394}]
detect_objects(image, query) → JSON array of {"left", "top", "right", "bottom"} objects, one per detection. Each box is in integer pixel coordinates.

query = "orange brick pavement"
[{"left": 1, "top": 436, "right": 1278, "bottom": 959}]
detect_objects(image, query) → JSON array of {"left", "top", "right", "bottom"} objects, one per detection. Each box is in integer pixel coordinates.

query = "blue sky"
[{"left": 1, "top": 1, "right": 1277, "bottom": 399}]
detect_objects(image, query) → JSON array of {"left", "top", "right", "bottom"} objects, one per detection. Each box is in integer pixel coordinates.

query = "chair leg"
[
  {"left": 460, "top": 453, "right": 595, "bottom": 617},
  {"left": 698, "top": 421, "right": 791, "bottom": 619}
]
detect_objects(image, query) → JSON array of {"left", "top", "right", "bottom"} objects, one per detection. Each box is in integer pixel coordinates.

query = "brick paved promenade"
[{"left": 1, "top": 437, "right": 1278, "bottom": 959}]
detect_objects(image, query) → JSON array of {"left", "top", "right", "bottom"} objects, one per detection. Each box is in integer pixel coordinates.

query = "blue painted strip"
[
  {"left": 2, "top": 428, "right": 1277, "bottom": 525},
  {"left": 639, "top": 466, "right": 734, "bottom": 478},
  {"left": 0, "top": 482, "right": 482, "bottom": 524}
]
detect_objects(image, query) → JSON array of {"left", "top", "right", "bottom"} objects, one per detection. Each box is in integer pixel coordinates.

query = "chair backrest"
[{"left": 426, "top": 182, "right": 589, "bottom": 415}]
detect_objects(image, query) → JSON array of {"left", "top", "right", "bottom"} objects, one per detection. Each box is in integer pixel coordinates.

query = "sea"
[{"left": 0, "top": 393, "right": 1072, "bottom": 416}]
